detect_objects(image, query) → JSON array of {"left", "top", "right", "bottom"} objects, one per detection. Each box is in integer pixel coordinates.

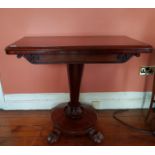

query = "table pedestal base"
[
  {"left": 47, "top": 64, "right": 103, "bottom": 144},
  {"left": 47, "top": 103, "right": 104, "bottom": 144}
]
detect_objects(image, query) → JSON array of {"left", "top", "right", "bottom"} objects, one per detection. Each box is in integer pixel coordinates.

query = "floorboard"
[{"left": 0, "top": 109, "right": 154, "bottom": 146}]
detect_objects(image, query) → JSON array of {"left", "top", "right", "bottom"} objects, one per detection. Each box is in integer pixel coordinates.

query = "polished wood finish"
[
  {"left": 23, "top": 53, "right": 134, "bottom": 64},
  {"left": 0, "top": 110, "right": 155, "bottom": 146},
  {"left": 65, "top": 64, "right": 84, "bottom": 117},
  {"left": 52, "top": 104, "right": 97, "bottom": 135},
  {"left": 5, "top": 36, "right": 152, "bottom": 54},
  {"left": 67, "top": 64, "right": 83, "bottom": 108},
  {"left": 5, "top": 36, "right": 152, "bottom": 64},
  {"left": 48, "top": 64, "right": 103, "bottom": 143},
  {"left": 5, "top": 36, "right": 153, "bottom": 144}
]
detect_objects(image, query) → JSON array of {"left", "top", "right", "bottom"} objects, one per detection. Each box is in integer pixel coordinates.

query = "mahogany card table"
[{"left": 5, "top": 36, "right": 152, "bottom": 144}]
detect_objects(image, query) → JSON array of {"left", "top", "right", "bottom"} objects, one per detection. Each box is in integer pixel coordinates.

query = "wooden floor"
[{"left": 0, "top": 109, "right": 155, "bottom": 146}]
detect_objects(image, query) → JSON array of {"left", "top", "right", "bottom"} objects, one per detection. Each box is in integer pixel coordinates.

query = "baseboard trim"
[
  {"left": 0, "top": 81, "right": 4, "bottom": 105},
  {"left": 1, "top": 92, "right": 152, "bottom": 110}
]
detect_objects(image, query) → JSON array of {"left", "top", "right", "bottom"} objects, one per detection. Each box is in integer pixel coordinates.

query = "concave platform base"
[{"left": 48, "top": 103, "right": 104, "bottom": 144}]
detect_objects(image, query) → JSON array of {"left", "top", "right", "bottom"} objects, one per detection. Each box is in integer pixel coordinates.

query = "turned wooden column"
[{"left": 65, "top": 64, "right": 84, "bottom": 118}]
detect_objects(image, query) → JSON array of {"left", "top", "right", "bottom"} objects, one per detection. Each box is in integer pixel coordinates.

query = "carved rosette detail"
[
  {"left": 24, "top": 54, "right": 40, "bottom": 64},
  {"left": 19, "top": 53, "right": 137, "bottom": 64},
  {"left": 64, "top": 105, "right": 83, "bottom": 119},
  {"left": 117, "top": 54, "right": 133, "bottom": 63}
]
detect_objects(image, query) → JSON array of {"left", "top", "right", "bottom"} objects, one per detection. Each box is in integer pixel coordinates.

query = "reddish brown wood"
[
  {"left": 6, "top": 36, "right": 152, "bottom": 55},
  {"left": 5, "top": 36, "right": 153, "bottom": 144},
  {"left": 48, "top": 64, "right": 104, "bottom": 144},
  {"left": 65, "top": 64, "right": 83, "bottom": 118},
  {"left": 52, "top": 103, "right": 97, "bottom": 135},
  {"left": 67, "top": 64, "right": 83, "bottom": 107},
  {"left": 5, "top": 36, "right": 152, "bottom": 64},
  {"left": 0, "top": 110, "right": 155, "bottom": 146},
  {"left": 22, "top": 53, "right": 134, "bottom": 64}
]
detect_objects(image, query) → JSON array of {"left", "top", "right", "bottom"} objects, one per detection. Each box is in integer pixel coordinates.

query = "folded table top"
[{"left": 5, "top": 36, "right": 153, "bottom": 55}]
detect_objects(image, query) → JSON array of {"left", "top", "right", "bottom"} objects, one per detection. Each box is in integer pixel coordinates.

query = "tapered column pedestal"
[{"left": 48, "top": 64, "right": 104, "bottom": 144}]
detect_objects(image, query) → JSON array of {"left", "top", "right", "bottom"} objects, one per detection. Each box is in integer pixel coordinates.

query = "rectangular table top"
[{"left": 5, "top": 36, "right": 152, "bottom": 55}]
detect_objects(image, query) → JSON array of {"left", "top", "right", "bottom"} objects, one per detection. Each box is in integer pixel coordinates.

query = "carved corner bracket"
[
  {"left": 116, "top": 53, "right": 140, "bottom": 63},
  {"left": 23, "top": 54, "right": 40, "bottom": 64}
]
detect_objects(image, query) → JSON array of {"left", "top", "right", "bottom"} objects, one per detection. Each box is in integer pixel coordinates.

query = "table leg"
[
  {"left": 48, "top": 64, "right": 104, "bottom": 144},
  {"left": 65, "top": 64, "right": 84, "bottom": 119}
]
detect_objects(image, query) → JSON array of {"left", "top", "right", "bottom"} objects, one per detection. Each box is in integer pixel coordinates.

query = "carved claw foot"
[
  {"left": 87, "top": 128, "right": 104, "bottom": 144},
  {"left": 47, "top": 129, "right": 61, "bottom": 144}
]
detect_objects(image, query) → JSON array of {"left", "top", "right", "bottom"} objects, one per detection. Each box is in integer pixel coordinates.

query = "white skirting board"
[
  {"left": 0, "top": 81, "right": 4, "bottom": 105},
  {"left": 0, "top": 91, "right": 152, "bottom": 110}
]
